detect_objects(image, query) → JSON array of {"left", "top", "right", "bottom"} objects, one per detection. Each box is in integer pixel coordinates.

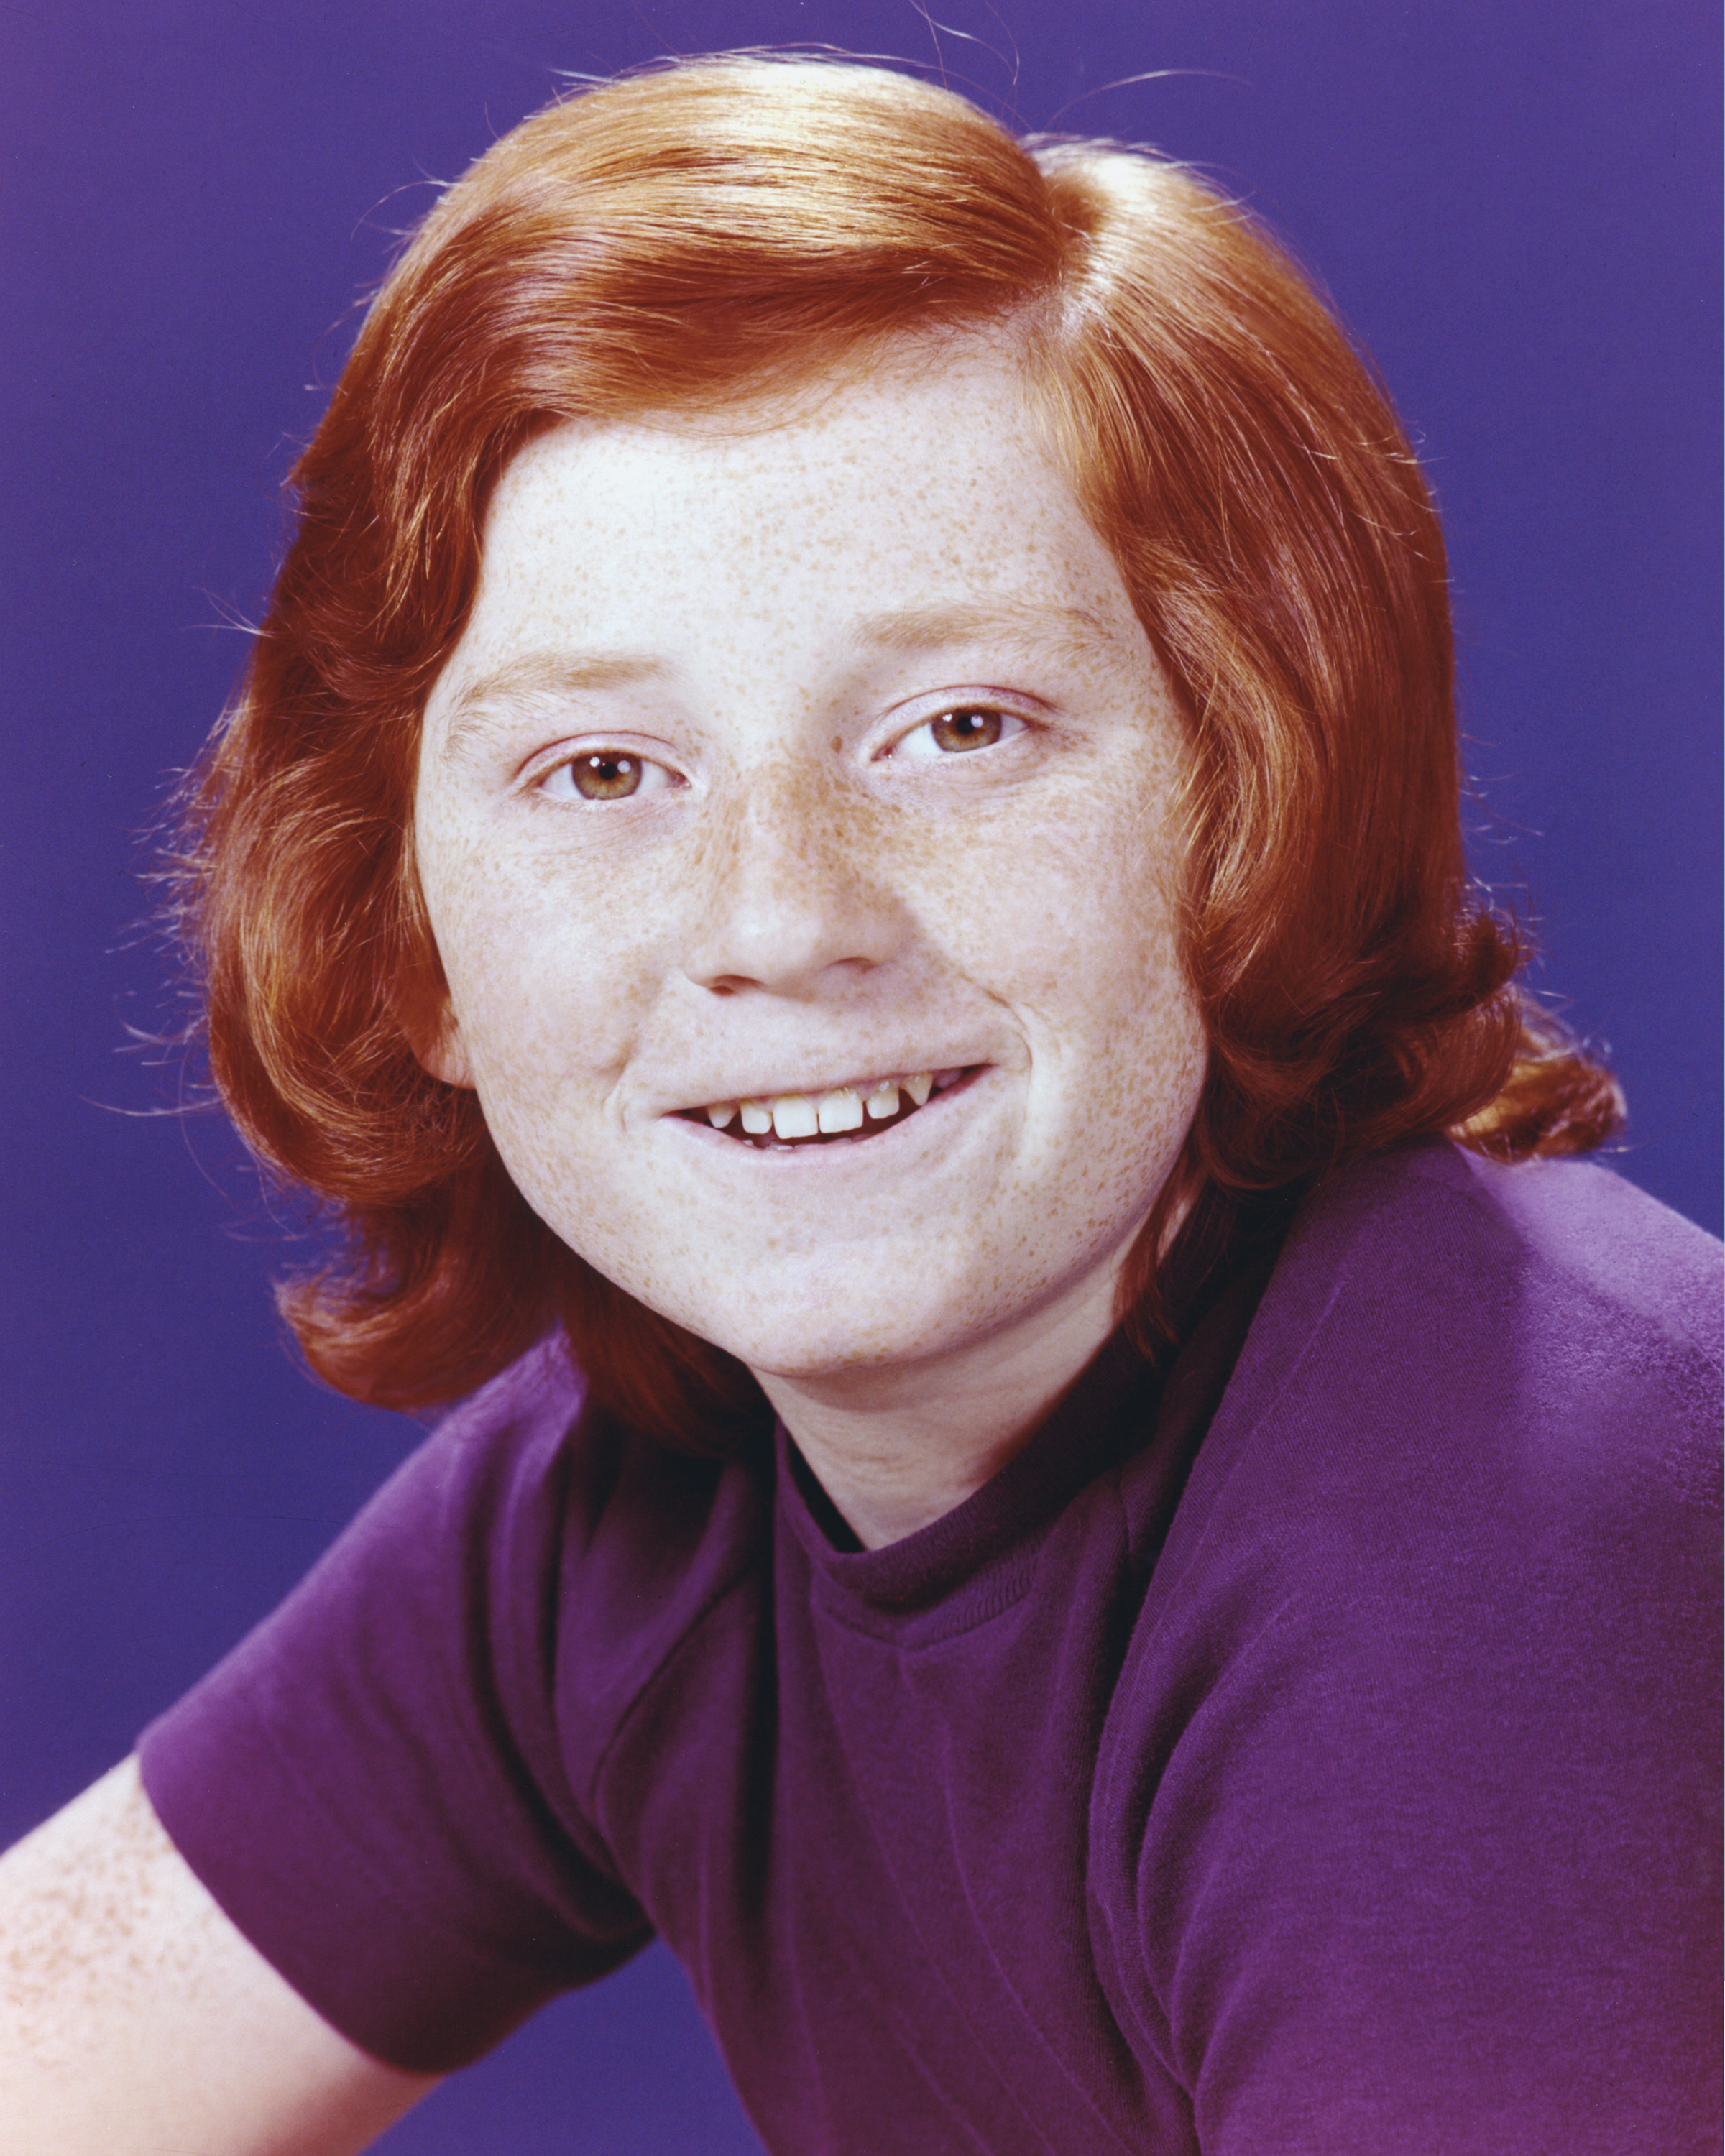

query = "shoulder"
[
  {"left": 1112, "top": 1136, "right": 1720, "bottom": 1836},
  {"left": 154, "top": 1330, "right": 768, "bottom": 1830},
  {"left": 1205, "top": 1140, "right": 1721, "bottom": 1524},
  {"left": 1090, "top": 1152, "right": 1722, "bottom": 2134},
  {"left": 137, "top": 1336, "right": 765, "bottom": 2070},
  {"left": 1309, "top": 1136, "right": 1721, "bottom": 1348},
  {"left": 418, "top": 1336, "right": 773, "bottom": 1759},
  {"left": 405, "top": 1335, "right": 755, "bottom": 1577}
]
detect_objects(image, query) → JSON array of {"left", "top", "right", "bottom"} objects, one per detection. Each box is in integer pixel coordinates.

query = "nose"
[{"left": 681, "top": 758, "right": 906, "bottom": 999}]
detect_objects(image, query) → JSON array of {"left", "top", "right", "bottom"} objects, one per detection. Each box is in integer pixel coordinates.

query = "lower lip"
[{"left": 668, "top": 1066, "right": 988, "bottom": 1161}]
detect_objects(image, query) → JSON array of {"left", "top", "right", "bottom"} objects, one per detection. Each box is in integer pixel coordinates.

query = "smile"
[{"left": 680, "top": 1067, "right": 975, "bottom": 1148}]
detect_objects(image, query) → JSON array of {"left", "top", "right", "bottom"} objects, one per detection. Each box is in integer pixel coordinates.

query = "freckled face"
[{"left": 413, "top": 340, "right": 1208, "bottom": 1385}]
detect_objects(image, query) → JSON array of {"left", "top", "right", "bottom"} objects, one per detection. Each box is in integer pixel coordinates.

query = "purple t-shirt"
[{"left": 139, "top": 1141, "right": 1723, "bottom": 2154}]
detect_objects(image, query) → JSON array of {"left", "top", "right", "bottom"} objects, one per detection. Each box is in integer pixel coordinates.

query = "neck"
[
  {"left": 752, "top": 1189, "right": 1193, "bottom": 1549},
  {"left": 753, "top": 1286, "right": 1113, "bottom": 1550}
]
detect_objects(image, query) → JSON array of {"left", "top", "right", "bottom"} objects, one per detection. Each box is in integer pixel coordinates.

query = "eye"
[
  {"left": 538, "top": 750, "right": 675, "bottom": 803},
  {"left": 891, "top": 706, "right": 1025, "bottom": 762}
]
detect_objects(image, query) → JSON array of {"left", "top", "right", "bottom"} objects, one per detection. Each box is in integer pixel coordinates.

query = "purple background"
[{"left": 1, "top": 4, "right": 1717, "bottom": 2148}]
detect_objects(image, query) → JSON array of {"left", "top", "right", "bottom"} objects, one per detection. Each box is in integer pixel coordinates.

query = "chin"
[
  {"left": 645, "top": 1254, "right": 1095, "bottom": 1394},
  {"left": 677, "top": 1295, "right": 958, "bottom": 1386}
]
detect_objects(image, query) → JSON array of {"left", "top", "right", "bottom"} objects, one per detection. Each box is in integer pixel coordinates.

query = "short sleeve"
[
  {"left": 1090, "top": 1148, "right": 1724, "bottom": 2155},
  {"left": 1134, "top": 1572, "right": 1719, "bottom": 2155},
  {"left": 137, "top": 1345, "right": 656, "bottom": 2073}
]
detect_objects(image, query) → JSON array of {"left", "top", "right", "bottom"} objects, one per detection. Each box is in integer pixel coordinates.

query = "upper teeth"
[{"left": 704, "top": 1069, "right": 960, "bottom": 1138}]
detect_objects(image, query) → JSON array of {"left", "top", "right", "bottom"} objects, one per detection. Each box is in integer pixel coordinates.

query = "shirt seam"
[{"left": 244, "top": 1692, "right": 635, "bottom": 1979}]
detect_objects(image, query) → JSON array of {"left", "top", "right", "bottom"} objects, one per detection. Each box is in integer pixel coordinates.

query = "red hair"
[{"left": 173, "top": 56, "right": 1620, "bottom": 1445}]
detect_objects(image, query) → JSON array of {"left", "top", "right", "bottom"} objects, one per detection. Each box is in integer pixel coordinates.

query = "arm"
[
  {"left": 0, "top": 1757, "right": 438, "bottom": 2156},
  {"left": 1102, "top": 1156, "right": 1723, "bottom": 2152}
]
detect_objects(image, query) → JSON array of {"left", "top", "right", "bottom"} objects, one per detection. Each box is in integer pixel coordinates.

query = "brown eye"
[
  {"left": 538, "top": 748, "right": 674, "bottom": 805},
  {"left": 929, "top": 708, "right": 1004, "bottom": 753},
  {"left": 569, "top": 752, "right": 643, "bottom": 800}
]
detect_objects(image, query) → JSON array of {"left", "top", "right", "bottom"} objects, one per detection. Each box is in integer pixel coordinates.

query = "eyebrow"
[
  {"left": 436, "top": 651, "right": 670, "bottom": 765},
  {"left": 846, "top": 599, "right": 1118, "bottom": 664},
  {"left": 433, "top": 599, "right": 1121, "bottom": 764}
]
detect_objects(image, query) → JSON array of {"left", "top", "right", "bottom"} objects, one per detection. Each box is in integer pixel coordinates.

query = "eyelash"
[{"left": 534, "top": 704, "right": 1028, "bottom": 803}]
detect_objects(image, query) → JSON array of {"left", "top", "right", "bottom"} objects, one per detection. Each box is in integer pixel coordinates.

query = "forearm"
[{"left": 0, "top": 1756, "right": 436, "bottom": 2156}]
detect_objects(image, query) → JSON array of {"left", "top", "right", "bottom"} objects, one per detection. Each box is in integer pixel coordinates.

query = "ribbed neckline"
[
  {"left": 776, "top": 1321, "right": 1167, "bottom": 1616},
  {"left": 774, "top": 1181, "right": 1297, "bottom": 1620}
]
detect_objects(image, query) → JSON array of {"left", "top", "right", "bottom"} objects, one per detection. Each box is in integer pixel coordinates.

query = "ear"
[
  {"left": 415, "top": 1009, "right": 476, "bottom": 1090},
  {"left": 395, "top": 977, "right": 477, "bottom": 1090},
  {"left": 394, "top": 837, "right": 475, "bottom": 1087}
]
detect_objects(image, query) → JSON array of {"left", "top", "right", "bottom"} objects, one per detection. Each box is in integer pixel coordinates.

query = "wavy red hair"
[{"left": 172, "top": 57, "right": 1620, "bottom": 1446}]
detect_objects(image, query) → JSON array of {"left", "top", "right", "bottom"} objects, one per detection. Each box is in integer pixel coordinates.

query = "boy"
[{"left": 3, "top": 57, "right": 1718, "bottom": 2155}]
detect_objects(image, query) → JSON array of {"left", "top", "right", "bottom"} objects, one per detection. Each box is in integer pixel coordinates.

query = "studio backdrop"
[{"left": 2, "top": 4, "right": 1719, "bottom": 2151}]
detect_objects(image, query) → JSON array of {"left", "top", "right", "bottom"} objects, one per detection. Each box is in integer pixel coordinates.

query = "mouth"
[{"left": 674, "top": 1066, "right": 981, "bottom": 1150}]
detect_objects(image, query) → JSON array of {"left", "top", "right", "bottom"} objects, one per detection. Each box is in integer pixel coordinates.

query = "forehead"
[{"left": 434, "top": 336, "right": 1151, "bottom": 704}]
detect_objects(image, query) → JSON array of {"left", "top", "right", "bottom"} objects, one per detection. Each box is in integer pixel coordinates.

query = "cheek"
[
  {"left": 983, "top": 778, "right": 1203, "bottom": 1160},
  {"left": 426, "top": 837, "right": 663, "bottom": 1103},
  {"left": 949, "top": 763, "right": 1191, "bottom": 1015},
  {"left": 1089, "top": 825, "right": 1207, "bottom": 1147}
]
